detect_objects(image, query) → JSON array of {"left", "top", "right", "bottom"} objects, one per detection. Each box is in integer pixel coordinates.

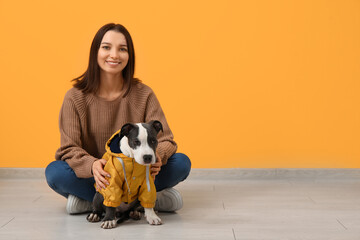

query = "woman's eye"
[
  {"left": 120, "top": 48, "right": 128, "bottom": 52},
  {"left": 102, "top": 46, "right": 110, "bottom": 50}
]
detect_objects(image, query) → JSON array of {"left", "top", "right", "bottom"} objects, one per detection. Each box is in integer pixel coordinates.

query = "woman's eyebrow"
[{"left": 101, "top": 42, "right": 127, "bottom": 47}]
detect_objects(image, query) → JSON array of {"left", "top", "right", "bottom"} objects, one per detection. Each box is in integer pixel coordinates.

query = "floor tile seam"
[
  {"left": 0, "top": 217, "right": 15, "bottom": 229},
  {"left": 232, "top": 228, "right": 237, "bottom": 240},
  {"left": 336, "top": 219, "right": 348, "bottom": 230}
]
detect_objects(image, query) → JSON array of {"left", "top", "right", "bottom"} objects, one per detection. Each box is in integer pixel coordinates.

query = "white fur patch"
[
  {"left": 134, "top": 124, "right": 156, "bottom": 165},
  {"left": 144, "top": 208, "right": 162, "bottom": 225},
  {"left": 87, "top": 213, "right": 100, "bottom": 222},
  {"left": 120, "top": 136, "right": 133, "bottom": 158},
  {"left": 100, "top": 220, "right": 117, "bottom": 229}
]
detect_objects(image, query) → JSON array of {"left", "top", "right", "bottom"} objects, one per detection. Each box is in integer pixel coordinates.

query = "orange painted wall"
[{"left": 0, "top": 0, "right": 359, "bottom": 168}]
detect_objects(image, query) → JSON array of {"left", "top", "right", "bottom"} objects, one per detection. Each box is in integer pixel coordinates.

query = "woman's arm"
[
  {"left": 55, "top": 91, "right": 98, "bottom": 178},
  {"left": 144, "top": 90, "right": 178, "bottom": 165}
]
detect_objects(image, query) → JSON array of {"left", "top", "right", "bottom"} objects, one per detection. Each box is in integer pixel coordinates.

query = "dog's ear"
[
  {"left": 120, "top": 123, "right": 136, "bottom": 137},
  {"left": 148, "top": 120, "right": 163, "bottom": 134}
]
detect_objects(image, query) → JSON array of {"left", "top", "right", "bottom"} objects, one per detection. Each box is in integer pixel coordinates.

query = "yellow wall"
[{"left": 0, "top": 0, "right": 359, "bottom": 168}]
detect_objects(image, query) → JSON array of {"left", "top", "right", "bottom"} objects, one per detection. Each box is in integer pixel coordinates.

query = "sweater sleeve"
[
  {"left": 144, "top": 90, "right": 177, "bottom": 165},
  {"left": 55, "top": 91, "right": 97, "bottom": 178}
]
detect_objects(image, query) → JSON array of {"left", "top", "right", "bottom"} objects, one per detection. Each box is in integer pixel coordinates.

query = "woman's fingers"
[
  {"left": 93, "top": 159, "right": 110, "bottom": 189},
  {"left": 151, "top": 168, "right": 160, "bottom": 177},
  {"left": 98, "top": 162, "right": 111, "bottom": 178},
  {"left": 95, "top": 172, "right": 109, "bottom": 189},
  {"left": 151, "top": 156, "right": 162, "bottom": 177},
  {"left": 94, "top": 175, "right": 105, "bottom": 190}
]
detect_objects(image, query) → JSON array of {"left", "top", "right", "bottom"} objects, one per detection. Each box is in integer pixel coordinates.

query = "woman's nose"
[{"left": 110, "top": 49, "right": 119, "bottom": 59}]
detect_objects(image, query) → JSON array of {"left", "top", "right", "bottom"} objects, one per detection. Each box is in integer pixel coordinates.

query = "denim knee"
[
  {"left": 173, "top": 153, "right": 192, "bottom": 180},
  {"left": 45, "top": 160, "right": 68, "bottom": 188},
  {"left": 45, "top": 161, "right": 56, "bottom": 187}
]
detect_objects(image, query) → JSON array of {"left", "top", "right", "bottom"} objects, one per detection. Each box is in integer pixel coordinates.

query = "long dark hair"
[{"left": 72, "top": 23, "right": 140, "bottom": 97}]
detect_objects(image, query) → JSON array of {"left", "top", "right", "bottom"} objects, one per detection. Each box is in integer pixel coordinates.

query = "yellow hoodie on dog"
[{"left": 96, "top": 130, "right": 156, "bottom": 208}]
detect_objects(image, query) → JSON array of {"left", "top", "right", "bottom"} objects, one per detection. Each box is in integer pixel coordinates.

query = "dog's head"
[{"left": 119, "top": 120, "right": 163, "bottom": 165}]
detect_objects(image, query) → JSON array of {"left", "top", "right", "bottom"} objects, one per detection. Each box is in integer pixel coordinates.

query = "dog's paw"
[
  {"left": 87, "top": 213, "right": 101, "bottom": 222},
  {"left": 146, "top": 214, "right": 162, "bottom": 225},
  {"left": 144, "top": 208, "right": 162, "bottom": 225},
  {"left": 129, "top": 210, "right": 142, "bottom": 220},
  {"left": 100, "top": 220, "right": 117, "bottom": 229}
]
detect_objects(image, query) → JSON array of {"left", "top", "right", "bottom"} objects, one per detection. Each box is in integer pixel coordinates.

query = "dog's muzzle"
[{"left": 143, "top": 155, "right": 153, "bottom": 164}]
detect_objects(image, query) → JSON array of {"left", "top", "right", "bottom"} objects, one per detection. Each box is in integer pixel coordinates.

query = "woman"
[{"left": 45, "top": 23, "right": 191, "bottom": 214}]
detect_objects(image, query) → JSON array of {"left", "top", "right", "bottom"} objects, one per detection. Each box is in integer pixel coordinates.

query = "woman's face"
[{"left": 97, "top": 30, "right": 129, "bottom": 77}]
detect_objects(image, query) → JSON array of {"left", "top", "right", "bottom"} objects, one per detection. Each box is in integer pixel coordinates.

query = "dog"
[{"left": 87, "top": 120, "right": 163, "bottom": 229}]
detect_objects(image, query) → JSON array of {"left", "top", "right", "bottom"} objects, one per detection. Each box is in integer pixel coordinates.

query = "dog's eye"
[
  {"left": 150, "top": 138, "right": 157, "bottom": 145},
  {"left": 134, "top": 140, "right": 141, "bottom": 146}
]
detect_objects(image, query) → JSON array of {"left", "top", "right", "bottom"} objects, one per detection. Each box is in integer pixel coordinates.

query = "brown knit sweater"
[{"left": 55, "top": 82, "right": 177, "bottom": 178}]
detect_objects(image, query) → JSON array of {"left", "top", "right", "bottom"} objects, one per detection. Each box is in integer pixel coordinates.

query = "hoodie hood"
[{"left": 105, "top": 129, "right": 126, "bottom": 157}]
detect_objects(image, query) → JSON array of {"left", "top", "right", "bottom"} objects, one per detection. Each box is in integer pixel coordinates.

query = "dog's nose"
[{"left": 143, "top": 155, "right": 152, "bottom": 164}]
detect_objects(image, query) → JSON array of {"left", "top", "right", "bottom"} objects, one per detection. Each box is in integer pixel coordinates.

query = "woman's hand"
[
  {"left": 151, "top": 153, "right": 162, "bottom": 178},
  {"left": 92, "top": 159, "right": 110, "bottom": 190}
]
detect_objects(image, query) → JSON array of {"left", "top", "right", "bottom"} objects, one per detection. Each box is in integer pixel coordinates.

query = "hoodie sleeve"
[
  {"left": 100, "top": 156, "right": 124, "bottom": 208},
  {"left": 55, "top": 90, "right": 97, "bottom": 178},
  {"left": 138, "top": 172, "right": 156, "bottom": 208}
]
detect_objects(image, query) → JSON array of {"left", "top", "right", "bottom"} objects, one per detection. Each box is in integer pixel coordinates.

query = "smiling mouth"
[{"left": 106, "top": 61, "right": 121, "bottom": 65}]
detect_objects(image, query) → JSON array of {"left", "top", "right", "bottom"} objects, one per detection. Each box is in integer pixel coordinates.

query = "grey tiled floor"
[{"left": 1, "top": 175, "right": 360, "bottom": 239}]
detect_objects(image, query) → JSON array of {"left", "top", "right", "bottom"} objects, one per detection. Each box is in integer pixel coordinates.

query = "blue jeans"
[{"left": 45, "top": 153, "right": 191, "bottom": 202}]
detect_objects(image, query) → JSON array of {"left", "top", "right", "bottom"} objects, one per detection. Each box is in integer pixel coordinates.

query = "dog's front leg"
[
  {"left": 144, "top": 208, "right": 162, "bottom": 225},
  {"left": 87, "top": 192, "right": 104, "bottom": 223},
  {"left": 101, "top": 206, "right": 117, "bottom": 229}
]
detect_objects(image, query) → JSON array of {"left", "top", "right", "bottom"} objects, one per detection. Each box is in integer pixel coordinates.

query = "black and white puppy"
[{"left": 87, "top": 120, "right": 163, "bottom": 228}]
